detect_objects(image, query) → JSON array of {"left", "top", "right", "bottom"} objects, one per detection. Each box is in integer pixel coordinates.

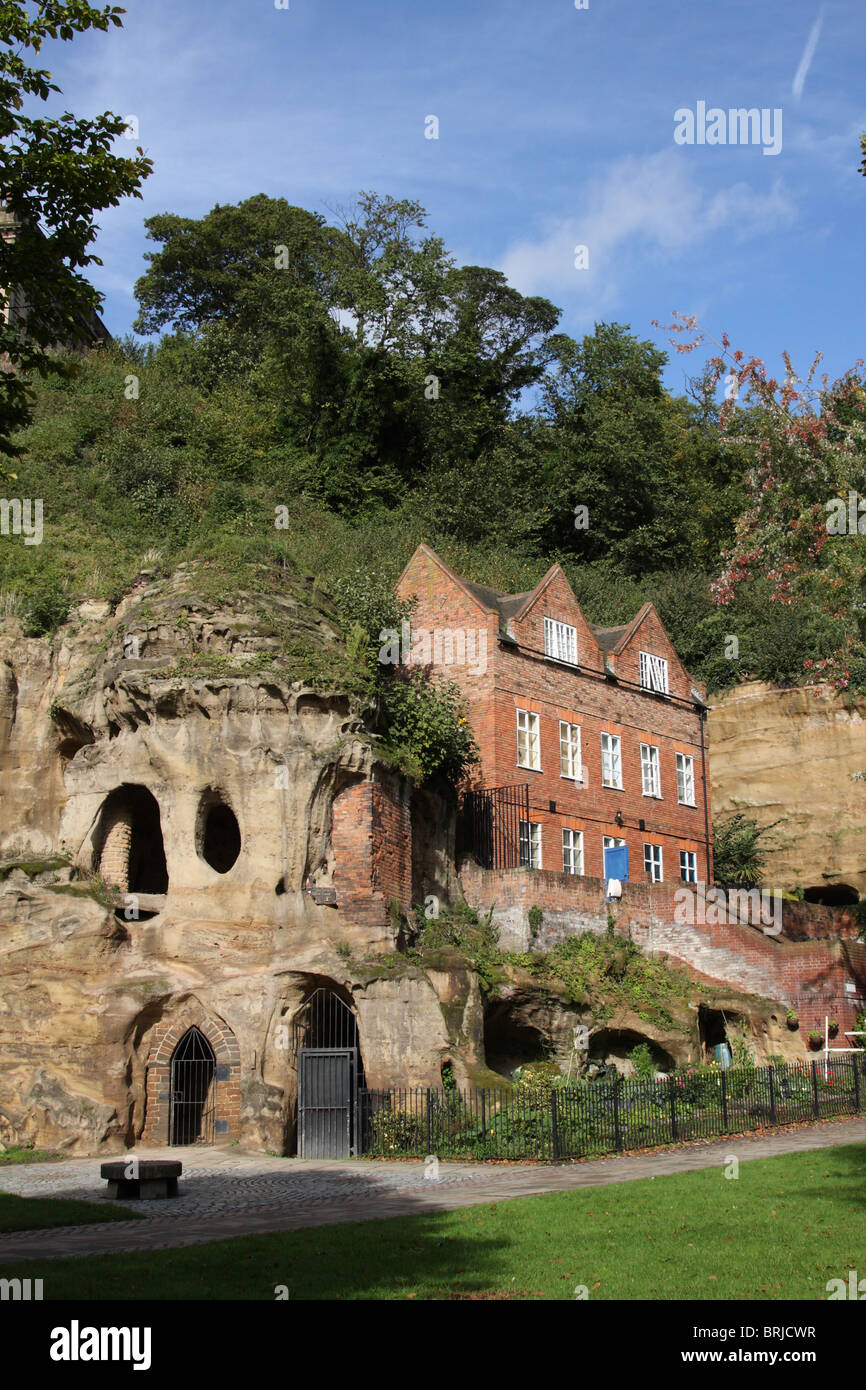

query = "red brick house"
[{"left": 396, "top": 543, "right": 712, "bottom": 887}]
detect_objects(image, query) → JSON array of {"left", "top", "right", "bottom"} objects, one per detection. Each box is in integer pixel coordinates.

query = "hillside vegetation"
[{"left": 1, "top": 192, "right": 864, "bottom": 700}]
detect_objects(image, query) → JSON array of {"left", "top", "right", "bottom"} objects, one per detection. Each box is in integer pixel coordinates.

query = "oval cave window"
[{"left": 197, "top": 792, "right": 241, "bottom": 874}]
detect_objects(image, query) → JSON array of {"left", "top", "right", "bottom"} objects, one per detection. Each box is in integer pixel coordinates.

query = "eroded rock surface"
[{"left": 709, "top": 680, "right": 866, "bottom": 896}]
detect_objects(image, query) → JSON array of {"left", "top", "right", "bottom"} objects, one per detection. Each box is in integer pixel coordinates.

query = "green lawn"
[
  {"left": 0, "top": 1147, "right": 66, "bottom": 1165},
  {"left": 1, "top": 1145, "right": 863, "bottom": 1299},
  {"left": 0, "top": 1192, "right": 141, "bottom": 1233}
]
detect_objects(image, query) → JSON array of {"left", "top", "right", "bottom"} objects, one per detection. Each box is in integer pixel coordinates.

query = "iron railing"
[
  {"left": 463, "top": 783, "right": 530, "bottom": 870},
  {"left": 357, "top": 1056, "right": 865, "bottom": 1162}
]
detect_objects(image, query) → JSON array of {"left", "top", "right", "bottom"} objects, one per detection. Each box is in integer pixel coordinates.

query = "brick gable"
[{"left": 395, "top": 545, "right": 713, "bottom": 885}]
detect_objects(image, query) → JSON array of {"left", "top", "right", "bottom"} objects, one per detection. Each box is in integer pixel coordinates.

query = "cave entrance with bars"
[{"left": 292, "top": 987, "right": 365, "bottom": 1159}]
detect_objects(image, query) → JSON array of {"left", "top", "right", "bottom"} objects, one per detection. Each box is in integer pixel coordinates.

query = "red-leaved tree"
[{"left": 653, "top": 313, "right": 866, "bottom": 689}]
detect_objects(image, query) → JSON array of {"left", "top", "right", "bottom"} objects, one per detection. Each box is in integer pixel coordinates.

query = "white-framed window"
[
  {"left": 639, "top": 650, "right": 669, "bottom": 694},
  {"left": 643, "top": 843, "right": 663, "bottom": 882},
  {"left": 640, "top": 743, "right": 661, "bottom": 798},
  {"left": 680, "top": 850, "right": 698, "bottom": 883},
  {"left": 516, "top": 708, "right": 541, "bottom": 770},
  {"left": 562, "top": 828, "right": 584, "bottom": 875},
  {"left": 601, "top": 732, "right": 622, "bottom": 789},
  {"left": 676, "top": 752, "right": 696, "bottom": 806},
  {"left": 559, "top": 721, "right": 582, "bottom": 780},
  {"left": 544, "top": 617, "right": 578, "bottom": 666},
  {"left": 519, "top": 820, "right": 542, "bottom": 869}
]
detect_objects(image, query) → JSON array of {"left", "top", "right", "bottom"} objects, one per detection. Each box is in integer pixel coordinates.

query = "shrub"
[
  {"left": 712, "top": 812, "right": 777, "bottom": 887},
  {"left": 627, "top": 1042, "right": 656, "bottom": 1082},
  {"left": 23, "top": 577, "right": 69, "bottom": 636},
  {"left": 377, "top": 669, "right": 479, "bottom": 785},
  {"left": 409, "top": 899, "right": 501, "bottom": 995}
]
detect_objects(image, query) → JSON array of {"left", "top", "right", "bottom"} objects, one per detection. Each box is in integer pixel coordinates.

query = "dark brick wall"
[{"left": 332, "top": 773, "right": 412, "bottom": 931}]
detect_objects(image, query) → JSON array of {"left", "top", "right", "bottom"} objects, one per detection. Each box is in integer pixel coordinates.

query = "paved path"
[{"left": 2, "top": 1116, "right": 864, "bottom": 1263}]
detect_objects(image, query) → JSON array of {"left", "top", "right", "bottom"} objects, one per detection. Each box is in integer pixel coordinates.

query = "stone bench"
[{"left": 100, "top": 1160, "right": 182, "bottom": 1200}]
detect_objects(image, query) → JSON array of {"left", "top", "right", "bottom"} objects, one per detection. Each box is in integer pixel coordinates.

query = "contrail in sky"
[{"left": 792, "top": 9, "right": 824, "bottom": 99}]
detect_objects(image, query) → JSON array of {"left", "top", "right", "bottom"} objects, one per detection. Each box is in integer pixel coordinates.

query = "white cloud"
[
  {"left": 793, "top": 9, "right": 824, "bottom": 100},
  {"left": 498, "top": 150, "right": 796, "bottom": 315}
]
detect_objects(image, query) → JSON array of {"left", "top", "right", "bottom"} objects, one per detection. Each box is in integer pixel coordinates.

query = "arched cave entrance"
[
  {"left": 483, "top": 999, "right": 549, "bottom": 1080},
  {"left": 95, "top": 785, "right": 168, "bottom": 914},
  {"left": 803, "top": 883, "right": 859, "bottom": 907},
  {"left": 291, "top": 985, "right": 365, "bottom": 1159},
  {"left": 196, "top": 790, "right": 241, "bottom": 873},
  {"left": 589, "top": 1028, "right": 676, "bottom": 1076},
  {"left": 140, "top": 1012, "right": 241, "bottom": 1147},
  {"left": 698, "top": 1006, "right": 736, "bottom": 1065},
  {"left": 169, "top": 1026, "right": 216, "bottom": 1146}
]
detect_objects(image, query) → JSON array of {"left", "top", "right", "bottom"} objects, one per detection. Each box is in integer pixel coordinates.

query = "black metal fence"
[
  {"left": 357, "top": 1056, "right": 865, "bottom": 1162},
  {"left": 463, "top": 783, "right": 530, "bottom": 869}
]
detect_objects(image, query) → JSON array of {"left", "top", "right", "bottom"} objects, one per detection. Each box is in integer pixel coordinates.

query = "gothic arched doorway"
[{"left": 170, "top": 1027, "right": 216, "bottom": 1145}]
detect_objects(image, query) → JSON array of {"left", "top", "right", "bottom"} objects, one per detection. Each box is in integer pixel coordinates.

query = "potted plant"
[
  {"left": 786, "top": 1010, "right": 799, "bottom": 1030},
  {"left": 828, "top": 1020, "right": 839, "bottom": 1039},
  {"left": 808, "top": 1031, "right": 824, "bottom": 1051}
]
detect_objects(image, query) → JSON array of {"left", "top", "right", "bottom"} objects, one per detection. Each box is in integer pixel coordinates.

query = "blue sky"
[{"left": 42, "top": 0, "right": 865, "bottom": 394}]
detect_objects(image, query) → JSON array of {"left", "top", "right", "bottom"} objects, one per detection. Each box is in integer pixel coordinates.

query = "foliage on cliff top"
[
  {"left": 2, "top": 192, "right": 863, "bottom": 694},
  {"left": 406, "top": 900, "right": 697, "bottom": 1029},
  {"left": 407, "top": 899, "right": 502, "bottom": 995},
  {"left": 503, "top": 928, "right": 697, "bottom": 1032},
  {"left": 657, "top": 314, "right": 866, "bottom": 692},
  {"left": 0, "top": 0, "right": 152, "bottom": 463}
]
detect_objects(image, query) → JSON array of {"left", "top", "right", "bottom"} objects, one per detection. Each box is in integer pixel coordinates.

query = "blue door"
[{"left": 604, "top": 844, "right": 629, "bottom": 882}]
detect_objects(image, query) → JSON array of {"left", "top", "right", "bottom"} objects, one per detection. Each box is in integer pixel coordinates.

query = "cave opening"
[
  {"left": 803, "top": 884, "right": 859, "bottom": 907},
  {"left": 483, "top": 1000, "right": 548, "bottom": 1080},
  {"left": 95, "top": 784, "right": 168, "bottom": 897},
  {"left": 196, "top": 791, "right": 241, "bottom": 874}
]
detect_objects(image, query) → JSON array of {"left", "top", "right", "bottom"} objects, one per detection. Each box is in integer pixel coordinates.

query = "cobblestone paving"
[
  {"left": 0, "top": 1149, "right": 482, "bottom": 1227},
  {"left": 2, "top": 1117, "right": 865, "bottom": 1263}
]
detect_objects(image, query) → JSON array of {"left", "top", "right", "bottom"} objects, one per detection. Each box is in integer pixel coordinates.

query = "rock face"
[
  {"left": 709, "top": 681, "right": 866, "bottom": 897},
  {"left": 0, "top": 566, "right": 468, "bottom": 1154},
  {"left": 3, "top": 576, "right": 862, "bottom": 1157}
]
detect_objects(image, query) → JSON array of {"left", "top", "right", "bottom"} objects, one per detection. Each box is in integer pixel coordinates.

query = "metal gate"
[
  {"left": 297, "top": 1048, "right": 358, "bottom": 1158},
  {"left": 293, "top": 989, "right": 364, "bottom": 1158},
  {"left": 169, "top": 1026, "right": 216, "bottom": 1146},
  {"left": 463, "top": 784, "right": 530, "bottom": 869}
]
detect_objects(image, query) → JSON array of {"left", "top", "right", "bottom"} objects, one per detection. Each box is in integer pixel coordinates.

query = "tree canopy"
[
  {"left": 0, "top": 1, "right": 152, "bottom": 460},
  {"left": 2, "top": 187, "right": 862, "bottom": 702}
]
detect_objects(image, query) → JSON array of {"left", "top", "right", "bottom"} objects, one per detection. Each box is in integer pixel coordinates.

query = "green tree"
[
  {"left": 541, "top": 323, "right": 698, "bottom": 573},
  {"left": 0, "top": 1, "right": 152, "bottom": 460},
  {"left": 712, "top": 812, "right": 776, "bottom": 887}
]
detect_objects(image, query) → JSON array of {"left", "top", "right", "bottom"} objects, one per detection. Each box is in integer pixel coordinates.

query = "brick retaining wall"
[{"left": 459, "top": 860, "right": 866, "bottom": 1035}]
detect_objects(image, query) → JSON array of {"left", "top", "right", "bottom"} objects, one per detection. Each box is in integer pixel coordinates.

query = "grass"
[
  {"left": 0, "top": 1147, "right": 66, "bottom": 1166},
  {"left": 1, "top": 1145, "right": 863, "bottom": 1299},
  {"left": 0, "top": 1192, "right": 141, "bottom": 1233}
]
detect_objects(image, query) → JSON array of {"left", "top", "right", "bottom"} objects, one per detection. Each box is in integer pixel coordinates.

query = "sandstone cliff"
[
  {"left": 709, "top": 681, "right": 866, "bottom": 898},
  {"left": 0, "top": 563, "right": 467, "bottom": 1152}
]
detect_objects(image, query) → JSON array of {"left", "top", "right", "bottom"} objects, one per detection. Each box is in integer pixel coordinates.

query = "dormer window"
[
  {"left": 639, "top": 650, "right": 668, "bottom": 694},
  {"left": 544, "top": 618, "right": 577, "bottom": 666}
]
